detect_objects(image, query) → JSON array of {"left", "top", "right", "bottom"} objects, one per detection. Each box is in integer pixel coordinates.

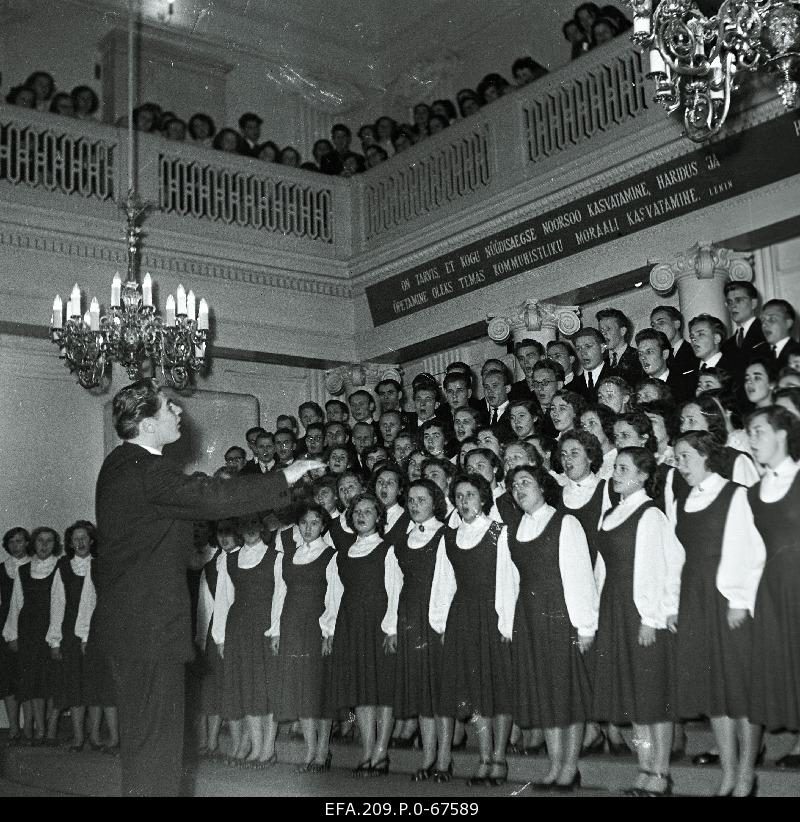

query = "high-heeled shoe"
[
  {"left": 353, "top": 759, "right": 372, "bottom": 778},
  {"left": 432, "top": 760, "right": 454, "bottom": 783},
  {"left": 638, "top": 771, "right": 673, "bottom": 797},
  {"left": 369, "top": 756, "right": 390, "bottom": 777},
  {"left": 411, "top": 762, "right": 436, "bottom": 781},
  {"left": 580, "top": 730, "right": 605, "bottom": 757},
  {"left": 550, "top": 771, "right": 581, "bottom": 793},
  {"left": 488, "top": 760, "right": 508, "bottom": 787},
  {"left": 466, "top": 760, "right": 491, "bottom": 787}
]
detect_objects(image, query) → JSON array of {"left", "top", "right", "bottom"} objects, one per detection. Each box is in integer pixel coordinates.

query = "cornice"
[{"left": 0, "top": 226, "right": 353, "bottom": 299}]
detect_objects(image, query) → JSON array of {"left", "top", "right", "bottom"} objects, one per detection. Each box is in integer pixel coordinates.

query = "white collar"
[
  {"left": 519, "top": 503, "right": 555, "bottom": 527},
  {"left": 770, "top": 456, "right": 798, "bottom": 479},
  {"left": 586, "top": 362, "right": 604, "bottom": 380},
  {"left": 690, "top": 471, "right": 726, "bottom": 496},
  {"left": 772, "top": 336, "right": 791, "bottom": 356},
  {"left": 458, "top": 513, "right": 491, "bottom": 534},
  {"left": 138, "top": 443, "right": 162, "bottom": 456},
  {"left": 610, "top": 342, "right": 628, "bottom": 358},
  {"left": 616, "top": 487, "right": 649, "bottom": 510},
  {"left": 567, "top": 472, "right": 599, "bottom": 492},
  {"left": 702, "top": 351, "right": 723, "bottom": 367},
  {"left": 406, "top": 516, "right": 441, "bottom": 534},
  {"left": 31, "top": 555, "right": 58, "bottom": 574},
  {"left": 70, "top": 555, "right": 92, "bottom": 575}
]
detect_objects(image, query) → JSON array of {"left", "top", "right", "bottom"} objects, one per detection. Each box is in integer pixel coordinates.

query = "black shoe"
[
  {"left": 693, "top": 751, "right": 720, "bottom": 766},
  {"left": 523, "top": 740, "right": 547, "bottom": 756},
  {"left": 580, "top": 731, "right": 605, "bottom": 757},
  {"left": 551, "top": 771, "right": 581, "bottom": 793},
  {"left": 352, "top": 759, "right": 372, "bottom": 778},
  {"left": 411, "top": 762, "right": 436, "bottom": 782},
  {"left": 369, "top": 756, "right": 390, "bottom": 777},
  {"left": 451, "top": 733, "right": 468, "bottom": 751},
  {"left": 755, "top": 745, "right": 766, "bottom": 767},
  {"left": 670, "top": 746, "right": 686, "bottom": 763},
  {"left": 432, "top": 761, "right": 454, "bottom": 783},
  {"left": 776, "top": 753, "right": 800, "bottom": 768},
  {"left": 391, "top": 730, "right": 420, "bottom": 749},
  {"left": 487, "top": 760, "right": 508, "bottom": 787},
  {"left": 466, "top": 761, "right": 491, "bottom": 787}
]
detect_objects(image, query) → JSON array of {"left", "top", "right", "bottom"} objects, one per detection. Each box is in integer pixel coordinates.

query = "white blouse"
[
  {"left": 211, "top": 541, "right": 280, "bottom": 645},
  {"left": 3, "top": 555, "right": 62, "bottom": 646},
  {"left": 428, "top": 515, "right": 517, "bottom": 640},
  {"left": 265, "top": 528, "right": 337, "bottom": 639},
  {"left": 561, "top": 473, "right": 603, "bottom": 512},
  {"left": 513, "top": 505, "right": 599, "bottom": 637},
  {"left": 317, "top": 532, "right": 402, "bottom": 639},
  {"left": 758, "top": 456, "right": 800, "bottom": 503},
  {"left": 385, "top": 503, "right": 405, "bottom": 533},
  {"left": 595, "top": 489, "right": 685, "bottom": 629},
  {"left": 681, "top": 474, "right": 766, "bottom": 614}
]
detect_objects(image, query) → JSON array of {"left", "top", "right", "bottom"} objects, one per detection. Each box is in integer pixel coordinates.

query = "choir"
[{"left": 4, "top": 288, "right": 800, "bottom": 799}]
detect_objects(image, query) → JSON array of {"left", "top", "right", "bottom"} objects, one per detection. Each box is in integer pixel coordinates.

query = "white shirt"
[
  {"left": 265, "top": 527, "right": 336, "bottom": 639},
  {"left": 582, "top": 362, "right": 605, "bottom": 388},
  {"left": 759, "top": 456, "right": 800, "bottom": 503},
  {"left": 428, "top": 515, "right": 517, "bottom": 639},
  {"left": 595, "top": 489, "right": 685, "bottom": 628},
  {"left": 513, "top": 505, "right": 599, "bottom": 637},
  {"left": 682, "top": 474, "right": 766, "bottom": 614},
  {"left": 212, "top": 540, "right": 279, "bottom": 645},
  {"left": 735, "top": 316, "right": 757, "bottom": 338},
  {"left": 317, "top": 532, "right": 402, "bottom": 638},
  {"left": 259, "top": 459, "right": 276, "bottom": 473},
  {"left": 772, "top": 336, "right": 792, "bottom": 358},
  {"left": 486, "top": 399, "right": 510, "bottom": 422},
  {"left": 3, "top": 555, "right": 62, "bottom": 645},
  {"left": 700, "top": 351, "right": 723, "bottom": 368}
]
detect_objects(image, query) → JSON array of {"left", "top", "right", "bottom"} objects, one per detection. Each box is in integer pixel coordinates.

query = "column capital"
[
  {"left": 649, "top": 242, "right": 754, "bottom": 293},
  {"left": 486, "top": 298, "right": 582, "bottom": 342},
  {"left": 324, "top": 363, "right": 403, "bottom": 396}
]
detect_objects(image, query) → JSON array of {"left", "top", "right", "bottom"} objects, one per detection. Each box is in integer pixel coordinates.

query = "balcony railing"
[{"left": 0, "top": 38, "right": 683, "bottom": 263}]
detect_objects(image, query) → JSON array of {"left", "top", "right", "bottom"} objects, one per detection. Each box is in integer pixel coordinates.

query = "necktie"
[
  {"left": 771, "top": 344, "right": 778, "bottom": 358},
  {"left": 587, "top": 371, "right": 594, "bottom": 390},
  {"left": 490, "top": 408, "right": 498, "bottom": 426},
  {"left": 610, "top": 351, "right": 618, "bottom": 368},
  {"left": 700, "top": 362, "right": 707, "bottom": 371},
  {"left": 735, "top": 327, "right": 744, "bottom": 349}
]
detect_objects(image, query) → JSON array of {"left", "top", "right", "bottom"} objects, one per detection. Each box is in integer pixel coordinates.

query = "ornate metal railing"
[{"left": 0, "top": 117, "right": 115, "bottom": 201}]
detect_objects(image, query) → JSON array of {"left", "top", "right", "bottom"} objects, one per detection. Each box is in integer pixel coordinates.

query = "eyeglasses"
[{"left": 531, "top": 379, "right": 555, "bottom": 389}]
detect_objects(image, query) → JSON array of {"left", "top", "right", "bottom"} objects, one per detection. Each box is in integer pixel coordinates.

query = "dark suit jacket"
[
  {"left": 668, "top": 339, "right": 699, "bottom": 377},
  {"left": 607, "top": 346, "right": 644, "bottom": 388},
  {"left": 664, "top": 368, "right": 694, "bottom": 404},
  {"left": 571, "top": 363, "right": 611, "bottom": 403},
  {"left": 240, "top": 459, "right": 277, "bottom": 476},
  {"left": 509, "top": 379, "right": 534, "bottom": 402},
  {"left": 775, "top": 338, "right": 800, "bottom": 369},
  {"left": 686, "top": 350, "right": 742, "bottom": 395},
  {"left": 94, "top": 442, "right": 290, "bottom": 663},
  {"left": 721, "top": 319, "right": 768, "bottom": 364}
]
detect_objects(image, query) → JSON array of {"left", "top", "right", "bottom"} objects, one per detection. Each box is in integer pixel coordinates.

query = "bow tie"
[{"left": 418, "top": 524, "right": 425, "bottom": 532}]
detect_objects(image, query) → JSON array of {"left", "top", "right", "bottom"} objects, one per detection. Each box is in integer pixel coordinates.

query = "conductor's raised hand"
[{"left": 282, "top": 459, "right": 326, "bottom": 485}]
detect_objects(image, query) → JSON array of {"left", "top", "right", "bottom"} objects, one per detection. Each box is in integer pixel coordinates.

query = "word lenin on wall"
[{"left": 366, "top": 111, "right": 800, "bottom": 327}]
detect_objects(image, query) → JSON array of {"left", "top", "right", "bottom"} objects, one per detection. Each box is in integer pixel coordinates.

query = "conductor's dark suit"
[{"left": 94, "top": 442, "right": 290, "bottom": 796}]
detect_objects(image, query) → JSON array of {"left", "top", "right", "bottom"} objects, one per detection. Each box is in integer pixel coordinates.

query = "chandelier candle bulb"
[
  {"left": 89, "top": 298, "right": 100, "bottom": 331},
  {"left": 198, "top": 299, "right": 209, "bottom": 330},
  {"left": 111, "top": 274, "right": 121, "bottom": 307},
  {"left": 83, "top": 311, "right": 91, "bottom": 327},
  {"left": 186, "top": 290, "right": 196, "bottom": 321},
  {"left": 70, "top": 284, "right": 81, "bottom": 318},
  {"left": 142, "top": 273, "right": 152, "bottom": 307},
  {"left": 165, "top": 295, "right": 176, "bottom": 327},
  {"left": 176, "top": 284, "right": 186, "bottom": 316},
  {"left": 52, "top": 296, "right": 62, "bottom": 329},
  {"left": 634, "top": 14, "right": 651, "bottom": 36}
]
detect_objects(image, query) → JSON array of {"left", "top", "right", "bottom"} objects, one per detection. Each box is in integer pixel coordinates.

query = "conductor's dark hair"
[
  {"left": 64, "top": 520, "right": 98, "bottom": 558},
  {"left": 112, "top": 378, "right": 162, "bottom": 439}
]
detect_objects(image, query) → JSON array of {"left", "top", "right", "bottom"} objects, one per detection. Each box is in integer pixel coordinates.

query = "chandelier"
[
  {"left": 49, "top": 0, "right": 210, "bottom": 391},
  {"left": 628, "top": 1, "right": 800, "bottom": 141}
]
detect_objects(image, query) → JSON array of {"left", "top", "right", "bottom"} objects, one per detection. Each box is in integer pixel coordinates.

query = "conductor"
[{"left": 94, "top": 379, "right": 323, "bottom": 796}]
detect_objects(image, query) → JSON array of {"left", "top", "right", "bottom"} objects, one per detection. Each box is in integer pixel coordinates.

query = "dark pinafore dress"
[
  {"left": 199, "top": 550, "right": 224, "bottom": 715},
  {"left": 509, "top": 510, "right": 593, "bottom": 727},
  {"left": 221, "top": 546, "right": 276, "bottom": 718},
  {"left": 0, "top": 561, "right": 20, "bottom": 698},
  {"left": 17, "top": 562, "right": 59, "bottom": 702},
  {"left": 559, "top": 479, "right": 607, "bottom": 567},
  {"left": 55, "top": 557, "right": 88, "bottom": 707},
  {"left": 436, "top": 522, "right": 514, "bottom": 719},
  {"left": 272, "top": 532, "right": 335, "bottom": 720},
  {"left": 393, "top": 525, "right": 446, "bottom": 719},
  {"left": 591, "top": 501, "right": 675, "bottom": 724},
  {"left": 327, "top": 539, "right": 396, "bottom": 714},
  {"left": 748, "top": 471, "right": 800, "bottom": 730},
  {"left": 82, "top": 563, "right": 115, "bottom": 707},
  {"left": 327, "top": 516, "right": 357, "bottom": 553},
  {"left": 383, "top": 509, "right": 412, "bottom": 549},
  {"left": 675, "top": 481, "right": 752, "bottom": 719}
]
